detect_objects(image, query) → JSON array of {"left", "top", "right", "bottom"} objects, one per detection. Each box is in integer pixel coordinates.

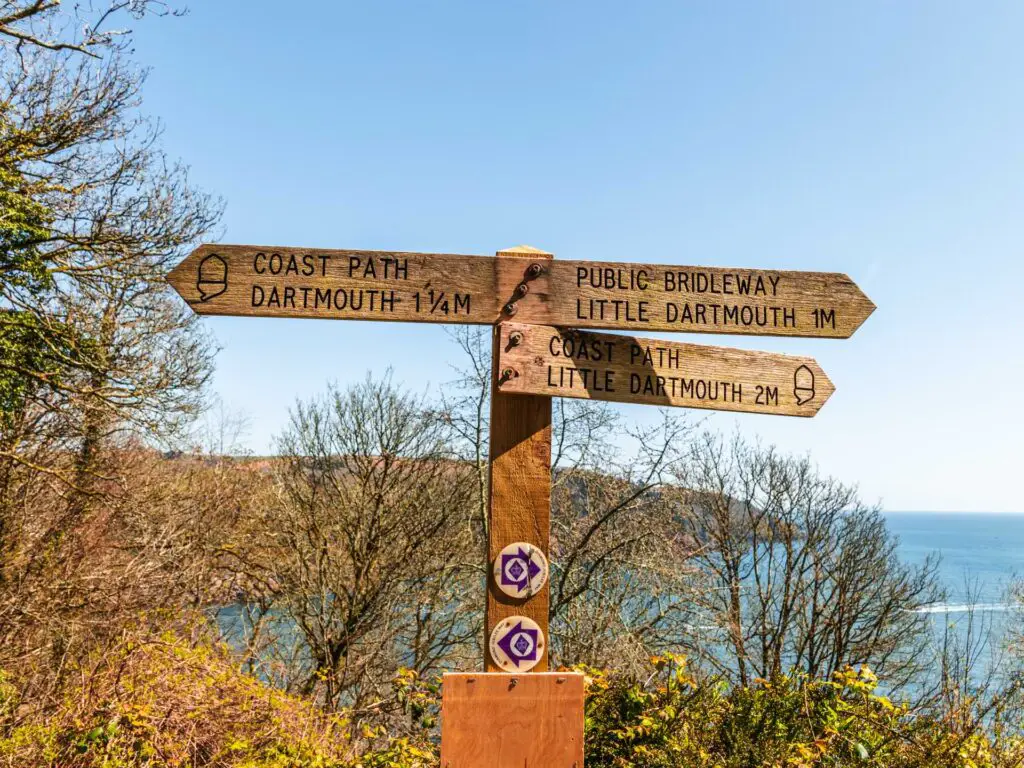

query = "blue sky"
[{"left": 133, "top": 2, "right": 1023, "bottom": 512}]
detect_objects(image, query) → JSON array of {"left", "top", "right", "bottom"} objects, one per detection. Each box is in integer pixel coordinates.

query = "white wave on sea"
[{"left": 913, "top": 602, "right": 1012, "bottom": 614}]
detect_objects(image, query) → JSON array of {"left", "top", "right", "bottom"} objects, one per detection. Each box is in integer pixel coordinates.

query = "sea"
[
  {"left": 886, "top": 512, "right": 1023, "bottom": 691},
  {"left": 886, "top": 512, "right": 1023, "bottom": 613}
]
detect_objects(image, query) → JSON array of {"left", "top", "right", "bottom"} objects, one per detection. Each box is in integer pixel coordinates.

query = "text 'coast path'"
[{"left": 496, "top": 323, "right": 836, "bottom": 417}]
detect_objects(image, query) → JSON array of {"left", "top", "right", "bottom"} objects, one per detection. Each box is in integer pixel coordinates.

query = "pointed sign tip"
[
  {"left": 165, "top": 260, "right": 188, "bottom": 288},
  {"left": 812, "top": 366, "right": 837, "bottom": 414},
  {"left": 847, "top": 273, "right": 877, "bottom": 324},
  {"left": 168, "top": 244, "right": 210, "bottom": 278}
]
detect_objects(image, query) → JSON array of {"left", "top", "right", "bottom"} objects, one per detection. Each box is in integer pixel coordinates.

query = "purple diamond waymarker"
[
  {"left": 500, "top": 547, "right": 542, "bottom": 594},
  {"left": 493, "top": 542, "right": 549, "bottom": 601},
  {"left": 488, "top": 614, "right": 545, "bottom": 672},
  {"left": 497, "top": 621, "right": 539, "bottom": 667}
]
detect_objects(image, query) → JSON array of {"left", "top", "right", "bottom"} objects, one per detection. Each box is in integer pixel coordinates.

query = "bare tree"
[
  {"left": 0, "top": 0, "right": 221, "bottom": 709},
  {"left": 546, "top": 408, "right": 703, "bottom": 671},
  {"left": 440, "top": 326, "right": 492, "bottom": 538},
  {"left": 0, "top": 1, "right": 181, "bottom": 58},
  {"left": 680, "top": 431, "right": 942, "bottom": 691},
  {"left": 250, "top": 374, "right": 479, "bottom": 711},
  {"left": 0, "top": 55, "right": 219, "bottom": 471},
  {"left": 0, "top": 0, "right": 219, "bottom": 561},
  {"left": 0, "top": 442, "right": 269, "bottom": 714}
]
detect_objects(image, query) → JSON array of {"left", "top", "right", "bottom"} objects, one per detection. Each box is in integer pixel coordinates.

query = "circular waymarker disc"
[
  {"left": 489, "top": 615, "right": 545, "bottom": 672},
  {"left": 492, "top": 542, "right": 549, "bottom": 599}
]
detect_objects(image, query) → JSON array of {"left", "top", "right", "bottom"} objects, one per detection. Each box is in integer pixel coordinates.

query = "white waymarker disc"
[
  {"left": 492, "top": 541, "right": 549, "bottom": 599},
  {"left": 489, "top": 615, "right": 545, "bottom": 672}
]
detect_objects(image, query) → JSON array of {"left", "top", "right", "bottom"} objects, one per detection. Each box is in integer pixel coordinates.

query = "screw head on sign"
[
  {"left": 525, "top": 262, "right": 544, "bottom": 279},
  {"left": 489, "top": 615, "right": 545, "bottom": 672},
  {"left": 503, "top": 302, "right": 518, "bottom": 316},
  {"left": 515, "top": 282, "right": 530, "bottom": 297},
  {"left": 508, "top": 331, "right": 524, "bottom": 347},
  {"left": 493, "top": 541, "right": 549, "bottom": 599},
  {"left": 499, "top": 367, "right": 517, "bottom": 384}
]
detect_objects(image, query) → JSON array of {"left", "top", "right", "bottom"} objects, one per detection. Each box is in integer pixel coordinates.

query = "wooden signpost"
[{"left": 167, "top": 242, "right": 873, "bottom": 768}]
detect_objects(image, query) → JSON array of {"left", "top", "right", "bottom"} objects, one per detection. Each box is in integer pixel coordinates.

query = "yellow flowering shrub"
[
  {"left": 2, "top": 640, "right": 1021, "bottom": 768},
  {"left": 0, "top": 632, "right": 437, "bottom": 768},
  {"left": 583, "top": 657, "right": 1024, "bottom": 768}
]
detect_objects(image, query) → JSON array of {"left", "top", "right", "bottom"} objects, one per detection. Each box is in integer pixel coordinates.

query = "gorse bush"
[
  {"left": 2, "top": 641, "right": 1022, "bottom": 768},
  {"left": 584, "top": 657, "right": 1024, "bottom": 768},
  {"left": 0, "top": 627, "right": 437, "bottom": 768}
]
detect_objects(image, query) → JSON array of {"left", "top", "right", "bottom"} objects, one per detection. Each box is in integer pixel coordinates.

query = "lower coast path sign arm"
[
  {"left": 167, "top": 244, "right": 875, "bottom": 339},
  {"left": 496, "top": 323, "right": 835, "bottom": 417}
]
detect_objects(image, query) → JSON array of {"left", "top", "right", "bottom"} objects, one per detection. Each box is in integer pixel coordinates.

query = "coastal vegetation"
[{"left": 1, "top": 2, "right": 1023, "bottom": 766}]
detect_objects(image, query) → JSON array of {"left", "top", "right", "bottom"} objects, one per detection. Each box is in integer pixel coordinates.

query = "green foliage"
[
  {"left": 0, "top": 140, "right": 60, "bottom": 422},
  {"left": 583, "top": 657, "right": 1024, "bottom": 768},
  {"left": 1, "top": 642, "right": 1022, "bottom": 767},
  {"left": 584, "top": 654, "right": 709, "bottom": 767},
  {"left": 0, "top": 158, "right": 53, "bottom": 296},
  {"left": 0, "top": 631, "right": 437, "bottom": 768},
  {"left": 394, "top": 667, "right": 441, "bottom": 732},
  {"left": 0, "top": 311, "right": 66, "bottom": 421},
  {"left": 0, "top": 670, "right": 17, "bottom": 721}
]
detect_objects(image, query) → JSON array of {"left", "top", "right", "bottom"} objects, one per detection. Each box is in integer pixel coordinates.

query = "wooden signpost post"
[{"left": 168, "top": 242, "right": 873, "bottom": 767}]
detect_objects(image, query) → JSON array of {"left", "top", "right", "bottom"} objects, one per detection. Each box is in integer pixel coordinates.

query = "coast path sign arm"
[
  {"left": 496, "top": 323, "right": 836, "bottom": 417},
  {"left": 168, "top": 244, "right": 875, "bottom": 339},
  {"left": 166, "top": 244, "right": 507, "bottom": 325}
]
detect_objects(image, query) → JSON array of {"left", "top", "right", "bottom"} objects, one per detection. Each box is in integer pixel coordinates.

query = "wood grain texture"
[
  {"left": 440, "top": 673, "right": 585, "bottom": 768},
  {"left": 166, "top": 244, "right": 497, "bottom": 324},
  {"left": 497, "top": 323, "right": 835, "bottom": 417},
  {"left": 516, "top": 260, "right": 874, "bottom": 338},
  {"left": 486, "top": 248, "right": 553, "bottom": 673},
  {"left": 168, "top": 244, "right": 875, "bottom": 339}
]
